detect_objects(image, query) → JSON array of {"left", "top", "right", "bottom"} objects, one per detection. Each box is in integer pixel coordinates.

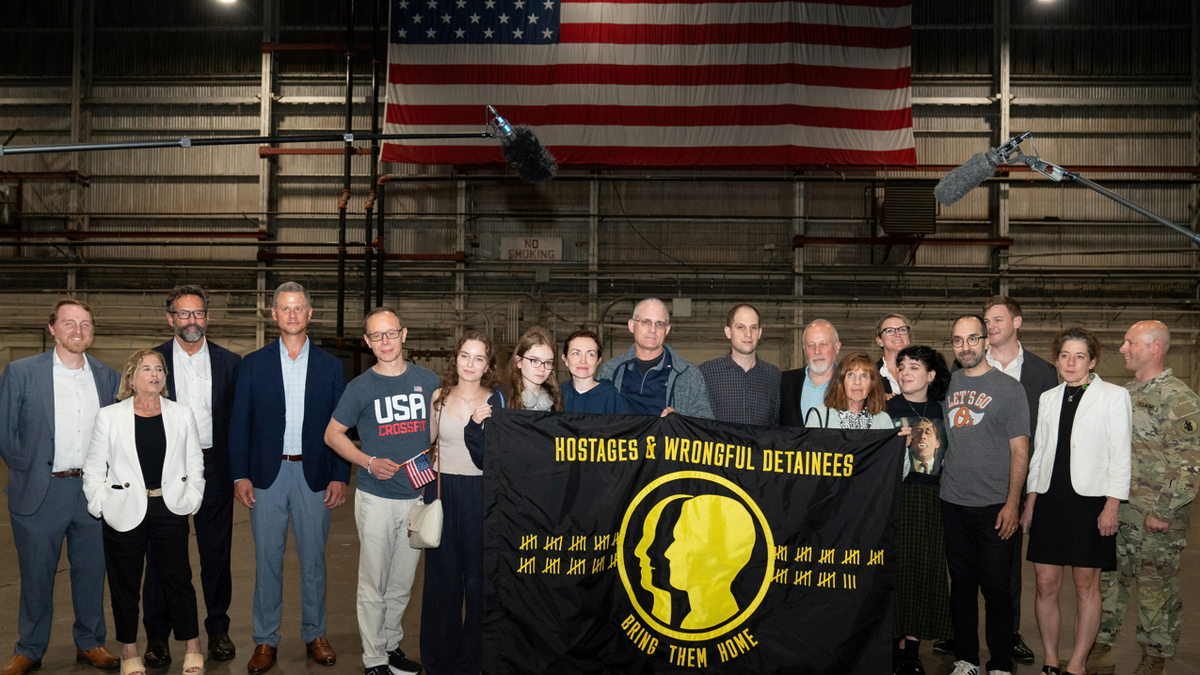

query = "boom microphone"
[
  {"left": 933, "top": 149, "right": 1000, "bottom": 206},
  {"left": 488, "top": 105, "right": 558, "bottom": 185}
]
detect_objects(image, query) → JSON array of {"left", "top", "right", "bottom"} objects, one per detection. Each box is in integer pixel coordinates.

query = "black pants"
[
  {"left": 103, "top": 497, "right": 199, "bottom": 644},
  {"left": 420, "top": 474, "right": 483, "bottom": 675},
  {"left": 143, "top": 453, "right": 233, "bottom": 639},
  {"left": 942, "top": 500, "right": 1016, "bottom": 673},
  {"left": 1010, "top": 493, "right": 1026, "bottom": 632}
]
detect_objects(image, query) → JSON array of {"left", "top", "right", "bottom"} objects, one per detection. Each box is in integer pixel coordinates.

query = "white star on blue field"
[{"left": 391, "top": 0, "right": 560, "bottom": 44}]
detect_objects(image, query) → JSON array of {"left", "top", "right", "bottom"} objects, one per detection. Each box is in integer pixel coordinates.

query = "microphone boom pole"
[
  {"left": 0, "top": 132, "right": 494, "bottom": 156},
  {"left": 935, "top": 130, "right": 1200, "bottom": 247}
]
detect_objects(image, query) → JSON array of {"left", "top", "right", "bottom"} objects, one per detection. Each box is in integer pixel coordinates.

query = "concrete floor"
[{"left": 0, "top": 465, "right": 1197, "bottom": 674}]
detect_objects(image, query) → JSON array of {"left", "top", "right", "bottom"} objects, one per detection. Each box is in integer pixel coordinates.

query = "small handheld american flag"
[{"left": 403, "top": 449, "right": 436, "bottom": 489}]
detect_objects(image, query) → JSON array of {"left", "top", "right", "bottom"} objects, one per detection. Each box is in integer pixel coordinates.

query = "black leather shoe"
[
  {"left": 387, "top": 647, "right": 422, "bottom": 674},
  {"left": 208, "top": 634, "right": 236, "bottom": 662},
  {"left": 932, "top": 639, "right": 954, "bottom": 654},
  {"left": 1012, "top": 632, "right": 1036, "bottom": 662},
  {"left": 143, "top": 641, "right": 171, "bottom": 668}
]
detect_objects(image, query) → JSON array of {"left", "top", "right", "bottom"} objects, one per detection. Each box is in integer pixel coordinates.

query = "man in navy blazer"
[
  {"left": 0, "top": 299, "right": 123, "bottom": 675},
  {"left": 139, "top": 285, "right": 242, "bottom": 667},
  {"left": 228, "top": 282, "right": 349, "bottom": 675}
]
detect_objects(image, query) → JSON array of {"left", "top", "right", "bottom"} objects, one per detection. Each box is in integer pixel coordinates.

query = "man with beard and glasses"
[
  {"left": 700, "top": 304, "right": 780, "bottom": 426},
  {"left": 0, "top": 300, "right": 122, "bottom": 675},
  {"left": 138, "top": 285, "right": 242, "bottom": 667},
  {"left": 939, "top": 296, "right": 1057, "bottom": 662},
  {"left": 779, "top": 319, "right": 841, "bottom": 426},
  {"left": 939, "top": 315, "right": 1030, "bottom": 675}
]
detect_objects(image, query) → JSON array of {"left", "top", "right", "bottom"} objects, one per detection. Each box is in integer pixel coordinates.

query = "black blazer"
[
  {"left": 154, "top": 338, "right": 242, "bottom": 493},
  {"left": 1016, "top": 350, "right": 1058, "bottom": 447},
  {"left": 778, "top": 368, "right": 810, "bottom": 427}
]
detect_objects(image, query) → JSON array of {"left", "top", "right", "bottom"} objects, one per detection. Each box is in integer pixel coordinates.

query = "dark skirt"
[
  {"left": 1026, "top": 477, "right": 1116, "bottom": 569},
  {"left": 895, "top": 482, "right": 953, "bottom": 639}
]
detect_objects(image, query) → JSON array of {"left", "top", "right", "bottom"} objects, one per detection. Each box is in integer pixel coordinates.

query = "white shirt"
[
  {"left": 986, "top": 342, "right": 1025, "bottom": 382},
  {"left": 173, "top": 337, "right": 214, "bottom": 449},
  {"left": 878, "top": 361, "right": 901, "bottom": 395},
  {"left": 52, "top": 349, "right": 100, "bottom": 472}
]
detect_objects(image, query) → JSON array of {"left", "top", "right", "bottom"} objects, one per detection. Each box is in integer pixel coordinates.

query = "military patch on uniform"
[{"left": 1179, "top": 417, "right": 1200, "bottom": 436}]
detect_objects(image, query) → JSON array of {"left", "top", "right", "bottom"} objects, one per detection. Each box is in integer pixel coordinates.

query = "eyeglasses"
[
  {"left": 170, "top": 310, "right": 207, "bottom": 320},
  {"left": 951, "top": 335, "right": 984, "bottom": 347},
  {"left": 521, "top": 356, "right": 555, "bottom": 370},
  {"left": 366, "top": 329, "right": 402, "bottom": 342},
  {"left": 879, "top": 326, "right": 910, "bottom": 337},
  {"left": 633, "top": 318, "right": 669, "bottom": 330}
]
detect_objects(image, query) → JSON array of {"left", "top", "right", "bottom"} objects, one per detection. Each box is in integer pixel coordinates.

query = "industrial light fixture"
[{"left": 217, "top": 0, "right": 236, "bottom": 4}]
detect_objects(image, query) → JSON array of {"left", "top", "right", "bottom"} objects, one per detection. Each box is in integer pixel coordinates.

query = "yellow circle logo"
[{"left": 616, "top": 471, "right": 774, "bottom": 641}]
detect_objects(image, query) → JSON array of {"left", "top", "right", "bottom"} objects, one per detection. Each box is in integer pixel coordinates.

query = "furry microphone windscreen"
[
  {"left": 934, "top": 151, "right": 999, "bottom": 206},
  {"left": 501, "top": 126, "right": 558, "bottom": 185}
]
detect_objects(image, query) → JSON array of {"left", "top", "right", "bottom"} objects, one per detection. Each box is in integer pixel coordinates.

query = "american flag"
[
  {"left": 382, "top": 0, "right": 914, "bottom": 167},
  {"left": 403, "top": 450, "right": 437, "bottom": 489}
]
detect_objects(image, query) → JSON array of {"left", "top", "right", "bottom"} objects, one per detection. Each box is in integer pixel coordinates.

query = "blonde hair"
[{"left": 117, "top": 349, "right": 169, "bottom": 401}]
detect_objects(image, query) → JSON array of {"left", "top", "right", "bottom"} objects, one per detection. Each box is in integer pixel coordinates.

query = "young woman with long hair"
[{"left": 420, "top": 331, "right": 499, "bottom": 675}]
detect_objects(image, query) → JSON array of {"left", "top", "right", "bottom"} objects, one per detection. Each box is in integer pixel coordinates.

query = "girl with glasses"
[{"left": 503, "top": 326, "right": 564, "bottom": 413}]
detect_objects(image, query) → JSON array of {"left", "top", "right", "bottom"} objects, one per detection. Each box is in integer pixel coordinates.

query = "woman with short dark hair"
[
  {"left": 886, "top": 345, "right": 953, "bottom": 674},
  {"left": 1020, "top": 328, "right": 1131, "bottom": 675},
  {"left": 560, "top": 329, "right": 625, "bottom": 413}
]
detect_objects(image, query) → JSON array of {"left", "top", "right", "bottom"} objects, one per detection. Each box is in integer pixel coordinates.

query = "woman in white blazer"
[
  {"left": 804, "top": 352, "right": 894, "bottom": 430},
  {"left": 83, "top": 349, "right": 206, "bottom": 675},
  {"left": 1018, "top": 328, "right": 1131, "bottom": 675}
]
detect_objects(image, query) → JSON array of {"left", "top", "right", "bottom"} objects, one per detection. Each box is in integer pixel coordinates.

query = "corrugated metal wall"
[{"left": 0, "top": 0, "right": 1196, "bottom": 377}]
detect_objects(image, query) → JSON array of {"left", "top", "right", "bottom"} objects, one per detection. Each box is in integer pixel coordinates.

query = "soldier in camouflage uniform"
[{"left": 1089, "top": 321, "right": 1200, "bottom": 675}]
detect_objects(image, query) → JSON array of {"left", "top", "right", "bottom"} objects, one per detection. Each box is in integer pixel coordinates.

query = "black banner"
[{"left": 482, "top": 411, "right": 903, "bottom": 674}]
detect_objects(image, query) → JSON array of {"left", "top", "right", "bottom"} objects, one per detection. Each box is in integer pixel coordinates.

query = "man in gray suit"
[{"left": 0, "top": 299, "right": 123, "bottom": 675}]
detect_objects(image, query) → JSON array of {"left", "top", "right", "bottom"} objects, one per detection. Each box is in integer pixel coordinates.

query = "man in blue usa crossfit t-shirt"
[{"left": 325, "top": 307, "right": 440, "bottom": 675}]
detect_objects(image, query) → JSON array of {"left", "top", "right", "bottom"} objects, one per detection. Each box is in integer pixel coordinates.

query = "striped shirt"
[{"left": 279, "top": 337, "right": 310, "bottom": 457}]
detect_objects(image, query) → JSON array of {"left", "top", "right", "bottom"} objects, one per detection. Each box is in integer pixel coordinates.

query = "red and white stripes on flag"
[
  {"left": 382, "top": 0, "right": 914, "bottom": 167},
  {"left": 403, "top": 450, "right": 437, "bottom": 489}
]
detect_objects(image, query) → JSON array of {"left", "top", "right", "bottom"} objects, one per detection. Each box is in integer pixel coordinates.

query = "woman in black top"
[
  {"left": 1020, "top": 329, "right": 1131, "bottom": 675},
  {"left": 886, "top": 345, "right": 952, "bottom": 675},
  {"left": 83, "top": 349, "right": 205, "bottom": 675}
]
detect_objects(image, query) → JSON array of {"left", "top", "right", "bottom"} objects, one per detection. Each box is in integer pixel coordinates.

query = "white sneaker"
[
  {"left": 949, "top": 661, "right": 979, "bottom": 675},
  {"left": 989, "top": 671, "right": 1013, "bottom": 675}
]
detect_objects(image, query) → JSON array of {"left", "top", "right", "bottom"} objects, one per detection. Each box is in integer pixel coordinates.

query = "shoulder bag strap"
[{"left": 435, "top": 405, "right": 442, "bottom": 501}]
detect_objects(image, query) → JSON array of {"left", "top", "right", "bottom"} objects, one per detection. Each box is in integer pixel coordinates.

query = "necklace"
[
  {"left": 454, "top": 389, "right": 486, "bottom": 408},
  {"left": 1066, "top": 383, "right": 1088, "bottom": 402},
  {"left": 904, "top": 396, "right": 931, "bottom": 421}
]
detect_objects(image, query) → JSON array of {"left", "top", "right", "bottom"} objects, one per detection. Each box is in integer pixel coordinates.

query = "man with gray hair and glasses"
[{"left": 597, "top": 298, "right": 713, "bottom": 419}]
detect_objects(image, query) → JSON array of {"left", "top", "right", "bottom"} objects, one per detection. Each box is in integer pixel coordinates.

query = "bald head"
[
  {"left": 631, "top": 298, "right": 669, "bottom": 323},
  {"left": 1120, "top": 320, "right": 1171, "bottom": 382}
]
